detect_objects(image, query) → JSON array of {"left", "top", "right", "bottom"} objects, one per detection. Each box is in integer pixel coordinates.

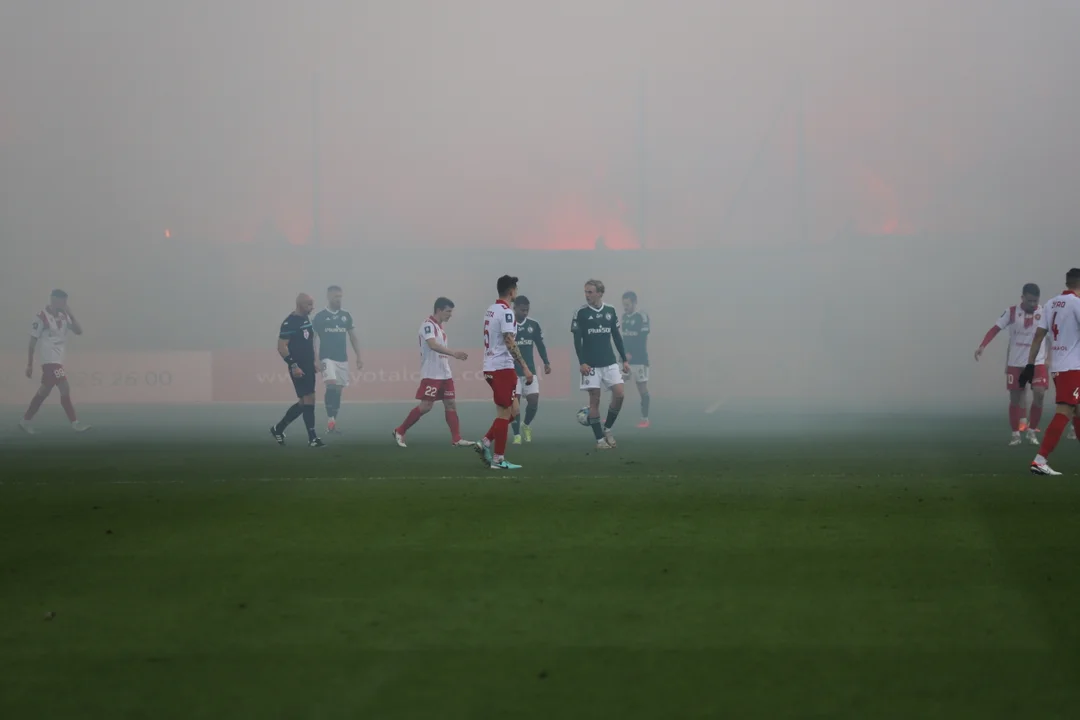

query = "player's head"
[
  {"left": 622, "top": 290, "right": 637, "bottom": 313},
  {"left": 513, "top": 295, "right": 530, "bottom": 322},
  {"left": 433, "top": 297, "right": 455, "bottom": 323},
  {"left": 295, "top": 293, "right": 315, "bottom": 316},
  {"left": 1021, "top": 283, "right": 1040, "bottom": 312},
  {"left": 326, "top": 285, "right": 343, "bottom": 310},
  {"left": 497, "top": 275, "right": 518, "bottom": 301},
  {"left": 49, "top": 289, "right": 68, "bottom": 311},
  {"left": 1067, "top": 268, "right": 1080, "bottom": 290},
  {"left": 584, "top": 279, "right": 605, "bottom": 307}
]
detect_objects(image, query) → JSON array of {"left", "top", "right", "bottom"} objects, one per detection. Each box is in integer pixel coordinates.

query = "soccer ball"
[{"left": 576, "top": 407, "right": 590, "bottom": 426}]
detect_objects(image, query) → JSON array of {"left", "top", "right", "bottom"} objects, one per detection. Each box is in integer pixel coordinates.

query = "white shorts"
[
  {"left": 516, "top": 374, "right": 540, "bottom": 397},
  {"left": 580, "top": 363, "right": 624, "bottom": 391},
  {"left": 626, "top": 364, "right": 649, "bottom": 383},
  {"left": 321, "top": 359, "right": 350, "bottom": 387}
]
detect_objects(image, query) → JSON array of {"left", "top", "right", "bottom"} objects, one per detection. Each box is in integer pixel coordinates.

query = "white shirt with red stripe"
[
  {"left": 30, "top": 308, "right": 71, "bottom": 365},
  {"left": 483, "top": 300, "right": 517, "bottom": 372},
  {"left": 992, "top": 304, "right": 1048, "bottom": 367},
  {"left": 418, "top": 316, "right": 452, "bottom": 380},
  {"left": 1040, "top": 291, "right": 1080, "bottom": 372}
]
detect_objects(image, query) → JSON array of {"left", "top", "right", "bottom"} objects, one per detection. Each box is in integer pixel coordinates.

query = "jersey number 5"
[{"left": 483, "top": 319, "right": 491, "bottom": 349}]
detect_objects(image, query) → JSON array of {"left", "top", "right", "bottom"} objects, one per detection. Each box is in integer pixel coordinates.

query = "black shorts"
[{"left": 291, "top": 365, "right": 317, "bottom": 397}]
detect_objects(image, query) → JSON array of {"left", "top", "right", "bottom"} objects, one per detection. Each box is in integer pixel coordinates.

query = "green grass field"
[{"left": 2, "top": 403, "right": 1079, "bottom": 718}]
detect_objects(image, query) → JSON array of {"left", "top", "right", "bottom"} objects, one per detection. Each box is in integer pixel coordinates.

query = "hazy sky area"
[{"left": 1, "top": 1, "right": 1078, "bottom": 411}]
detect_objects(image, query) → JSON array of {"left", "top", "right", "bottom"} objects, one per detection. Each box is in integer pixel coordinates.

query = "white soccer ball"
[{"left": 576, "top": 407, "right": 590, "bottom": 426}]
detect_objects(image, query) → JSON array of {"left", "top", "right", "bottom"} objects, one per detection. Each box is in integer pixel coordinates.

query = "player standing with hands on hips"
[
  {"left": 476, "top": 275, "right": 532, "bottom": 470},
  {"left": 18, "top": 289, "right": 90, "bottom": 434},
  {"left": 1021, "top": 268, "right": 1080, "bottom": 475},
  {"left": 270, "top": 293, "right": 324, "bottom": 447}
]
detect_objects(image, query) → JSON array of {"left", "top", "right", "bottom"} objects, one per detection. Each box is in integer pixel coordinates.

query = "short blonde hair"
[{"left": 584, "top": 279, "right": 605, "bottom": 295}]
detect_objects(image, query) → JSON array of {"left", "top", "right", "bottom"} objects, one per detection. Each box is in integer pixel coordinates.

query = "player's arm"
[
  {"left": 975, "top": 310, "right": 1009, "bottom": 360},
  {"left": 571, "top": 312, "right": 589, "bottom": 372},
  {"left": 534, "top": 323, "right": 551, "bottom": 373},
  {"left": 611, "top": 316, "right": 629, "bottom": 372},
  {"left": 503, "top": 332, "right": 532, "bottom": 382},
  {"left": 278, "top": 326, "right": 303, "bottom": 377},
  {"left": 347, "top": 327, "right": 363, "bottom": 368},
  {"left": 26, "top": 317, "right": 44, "bottom": 378},
  {"left": 66, "top": 308, "right": 83, "bottom": 335},
  {"left": 1019, "top": 315, "right": 1052, "bottom": 386},
  {"left": 426, "top": 337, "right": 467, "bottom": 361}
]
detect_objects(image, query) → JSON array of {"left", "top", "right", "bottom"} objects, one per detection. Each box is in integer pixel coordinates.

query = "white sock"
[{"left": 1035, "top": 454, "right": 1047, "bottom": 464}]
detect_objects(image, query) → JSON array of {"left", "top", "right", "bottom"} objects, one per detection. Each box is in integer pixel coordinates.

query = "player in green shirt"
[
  {"left": 621, "top": 290, "right": 651, "bottom": 428},
  {"left": 570, "top": 279, "right": 629, "bottom": 449},
  {"left": 510, "top": 296, "right": 551, "bottom": 444}
]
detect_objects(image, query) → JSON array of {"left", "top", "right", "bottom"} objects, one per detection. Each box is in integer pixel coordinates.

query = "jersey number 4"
[{"left": 1051, "top": 312, "right": 1060, "bottom": 341}]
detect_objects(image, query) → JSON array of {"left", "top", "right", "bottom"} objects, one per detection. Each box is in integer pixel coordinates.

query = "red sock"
[
  {"left": 23, "top": 394, "right": 46, "bottom": 421},
  {"left": 1029, "top": 403, "right": 1043, "bottom": 431},
  {"left": 484, "top": 419, "right": 500, "bottom": 442},
  {"left": 1008, "top": 405, "right": 1022, "bottom": 431},
  {"left": 445, "top": 410, "right": 461, "bottom": 442},
  {"left": 397, "top": 406, "right": 424, "bottom": 434},
  {"left": 493, "top": 417, "right": 510, "bottom": 455},
  {"left": 1037, "top": 413, "right": 1070, "bottom": 458}
]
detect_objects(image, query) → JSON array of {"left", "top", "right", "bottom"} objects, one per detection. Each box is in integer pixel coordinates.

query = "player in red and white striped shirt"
[
  {"left": 975, "top": 283, "right": 1051, "bottom": 445},
  {"left": 1021, "top": 268, "right": 1080, "bottom": 475},
  {"left": 18, "top": 290, "right": 90, "bottom": 434}
]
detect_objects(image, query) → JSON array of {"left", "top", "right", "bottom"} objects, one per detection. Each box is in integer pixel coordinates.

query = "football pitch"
[{"left": 1, "top": 402, "right": 1079, "bottom": 718}]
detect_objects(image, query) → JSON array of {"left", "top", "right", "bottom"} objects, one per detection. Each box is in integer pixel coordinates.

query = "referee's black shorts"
[{"left": 290, "top": 365, "right": 317, "bottom": 398}]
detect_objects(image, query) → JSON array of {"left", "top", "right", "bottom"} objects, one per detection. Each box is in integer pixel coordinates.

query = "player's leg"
[
  {"left": 1007, "top": 371, "right": 1025, "bottom": 444},
  {"left": 1031, "top": 371, "right": 1080, "bottom": 474},
  {"left": 636, "top": 365, "right": 650, "bottom": 428},
  {"left": 324, "top": 382, "right": 342, "bottom": 432},
  {"left": 596, "top": 366, "right": 624, "bottom": 447},
  {"left": 480, "top": 371, "right": 519, "bottom": 468},
  {"left": 511, "top": 376, "right": 526, "bottom": 443},
  {"left": 56, "top": 377, "right": 88, "bottom": 431},
  {"left": 1027, "top": 366, "right": 1050, "bottom": 443},
  {"left": 522, "top": 392, "right": 539, "bottom": 442},
  {"left": 271, "top": 386, "right": 305, "bottom": 444},
  {"left": 19, "top": 372, "right": 54, "bottom": 433},
  {"left": 395, "top": 385, "right": 435, "bottom": 447},
  {"left": 299, "top": 377, "right": 322, "bottom": 444},
  {"left": 442, "top": 393, "right": 470, "bottom": 446}
]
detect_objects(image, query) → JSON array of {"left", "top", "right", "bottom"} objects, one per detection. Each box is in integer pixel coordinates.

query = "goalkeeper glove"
[{"left": 1018, "top": 363, "right": 1036, "bottom": 388}]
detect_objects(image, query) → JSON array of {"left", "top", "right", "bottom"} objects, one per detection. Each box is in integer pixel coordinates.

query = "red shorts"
[
  {"left": 415, "top": 378, "right": 455, "bottom": 401},
  {"left": 1006, "top": 365, "right": 1048, "bottom": 391},
  {"left": 41, "top": 363, "right": 67, "bottom": 387},
  {"left": 484, "top": 368, "right": 518, "bottom": 408},
  {"left": 1052, "top": 369, "right": 1080, "bottom": 406}
]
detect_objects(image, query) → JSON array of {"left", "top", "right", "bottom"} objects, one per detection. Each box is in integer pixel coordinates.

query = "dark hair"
[
  {"left": 50, "top": 289, "right": 68, "bottom": 299},
  {"left": 514, "top": 295, "right": 530, "bottom": 307},
  {"left": 622, "top": 291, "right": 637, "bottom": 303},
  {"left": 1067, "top": 268, "right": 1080, "bottom": 289},
  {"left": 1022, "top": 283, "right": 1040, "bottom": 296},
  {"left": 497, "top": 275, "right": 518, "bottom": 297},
  {"left": 327, "top": 285, "right": 342, "bottom": 293},
  {"left": 434, "top": 297, "right": 454, "bottom": 312}
]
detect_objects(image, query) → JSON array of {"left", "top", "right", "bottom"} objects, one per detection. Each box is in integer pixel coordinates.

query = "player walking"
[
  {"left": 392, "top": 297, "right": 474, "bottom": 448},
  {"left": 270, "top": 294, "right": 324, "bottom": 447},
  {"left": 975, "top": 283, "right": 1050, "bottom": 445},
  {"left": 18, "top": 289, "right": 90, "bottom": 434},
  {"left": 312, "top": 285, "right": 363, "bottom": 434},
  {"left": 510, "top": 295, "right": 550, "bottom": 445},
  {"left": 1021, "top": 268, "right": 1080, "bottom": 475},
  {"left": 571, "top": 279, "right": 630, "bottom": 449},
  {"left": 475, "top": 275, "right": 532, "bottom": 470},
  {"left": 621, "top": 290, "right": 651, "bottom": 428}
]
